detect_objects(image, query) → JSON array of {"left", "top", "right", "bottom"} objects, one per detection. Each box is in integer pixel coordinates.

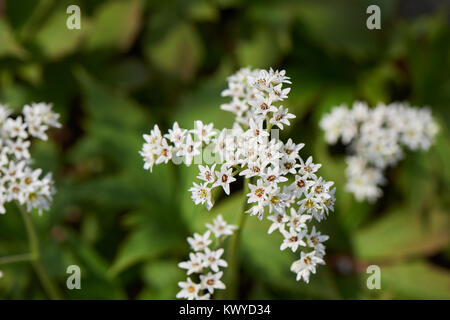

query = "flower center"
[
  {"left": 255, "top": 188, "right": 265, "bottom": 198},
  {"left": 305, "top": 199, "right": 314, "bottom": 209},
  {"left": 187, "top": 285, "right": 196, "bottom": 293},
  {"left": 200, "top": 189, "right": 208, "bottom": 199},
  {"left": 270, "top": 196, "right": 279, "bottom": 205}
]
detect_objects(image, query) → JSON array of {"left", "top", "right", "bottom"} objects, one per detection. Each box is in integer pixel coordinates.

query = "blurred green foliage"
[{"left": 0, "top": 0, "right": 449, "bottom": 299}]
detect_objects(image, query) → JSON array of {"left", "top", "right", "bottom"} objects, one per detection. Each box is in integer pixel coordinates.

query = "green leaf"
[
  {"left": 35, "top": 10, "right": 84, "bottom": 59},
  {"left": 140, "top": 260, "right": 185, "bottom": 299},
  {"left": 0, "top": 20, "right": 26, "bottom": 58},
  {"left": 64, "top": 231, "right": 125, "bottom": 299},
  {"left": 86, "top": 0, "right": 143, "bottom": 51},
  {"left": 237, "top": 29, "right": 281, "bottom": 68},
  {"left": 145, "top": 23, "right": 204, "bottom": 81},
  {"left": 354, "top": 209, "right": 450, "bottom": 261},
  {"left": 380, "top": 261, "right": 450, "bottom": 299},
  {"left": 109, "top": 204, "right": 184, "bottom": 276}
]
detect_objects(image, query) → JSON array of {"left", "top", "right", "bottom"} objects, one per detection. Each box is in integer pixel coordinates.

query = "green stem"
[
  {"left": 226, "top": 179, "right": 250, "bottom": 299},
  {"left": 18, "top": 204, "right": 62, "bottom": 300},
  {"left": 0, "top": 253, "right": 33, "bottom": 265}
]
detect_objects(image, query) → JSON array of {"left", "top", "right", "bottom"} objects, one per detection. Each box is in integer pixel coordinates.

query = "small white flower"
[
  {"left": 288, "top": 208, "right": 311, "bottom": 232},
  {"left": 177, "top": 134, "right": 201, "bottom": 166},
  {"left": 298, "top": 156, "right": 321, "bottom": 180},
  {"left": 291, "top": 251, "right": 325, "bottom": 283},
  {"left": 191, "top": 120, "right": 216, "bottom": 144},
  {"left": 200, "top": 271, "right": 226, "bottom": 294},
  {"left": 154, "top": 138, "right": 173, "bottom": 164},
  {"left": 203, "top": 248, "right": 228, "bottom": 272},
  {"left": 206, "top": 214, "right": 237, "bottom": 238},
  {"left": 197, "top": 164, "right": 217, "bottom": 184},
  {"left": 176, "top": 278, "right": 201, "bottom": 300},
  {"left": 306, "top": 226, "right": 329, "bottom": 256},
  {"left": 280, "top": 228, "right": 307, "bottom": 252},
  {"left": 213, "top": 165, "right": 236, "bottom": 195},
  {"left": 247, "top": 179, "right": 271, "bottom": 205},
  {"left": 178, "top": 252, "right": 205, "bottom": 275},
  {"left": 164, "top": 122, "right": 186, "bottom": 147},
  {"left": 187, "top": 231, "right": 212, "bottom": 252},
  {"left": 189, "top": 182, "right": 213, "bottom": 210},
  {"left": 270, "top": 106, "right": 295, "bottom": 129},
  {"left": 267, "top": 212, "right": 289, "bottom": 234}
]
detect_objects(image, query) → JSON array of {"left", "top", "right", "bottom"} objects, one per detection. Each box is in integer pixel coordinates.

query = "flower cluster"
[
  {"left": 177, "top": 215, "right": 237, "bottom": 300},
  {"left": 141, "top": 67, "right": 335, "bottom": 283},
  {"left": 320, "top": 102, "right": 438, "bottom": 202},
  {"left": 0, "top": 103, "right": 61, "bottom": 214}
]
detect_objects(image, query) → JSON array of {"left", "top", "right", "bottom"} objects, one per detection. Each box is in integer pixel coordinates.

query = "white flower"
[
  {"left": 288, "top": 208, "right": 311, "bottom": 232},
  {"left": 197, "top": 164, "right": 216, "bottom": 184},
  {"left": 178, "top": 252, "right": 205, "bottom": 275},
  {"left": 247, "top": 179, "right": 271, "bottom": 205},
  {"left": 178, "top": 216, "right": 233, "bottom": 299},
  {"left": 142, "top": 68, "right": 336, "bottom": 287},
  {"left": 298, "top": 156, "right": 321, "bottom": 180},
  {"left": 0, "top": 102, "right": 60, "bottom": 216},
  {"left": 203, "top": 248, "right": 228, "bottom": 272},
  {"left": 191, "top": 120, "right": 216, "bottom": 144},
  {"left": 280, "top": 228, "right": 307, "bottom": 252},
  {"left": 177, "top": 134, "right": 201, "bottom": 166},
  {"left": 164, "top": 122, "right": 186, "bottom": 147},
  {"left": 206, "top": 214, "right": 237, "bottom": 238},
  {"left": 270, "top": 106, "right": 295, "bottom": 129},
  {"left": 177, "top": 278, "right": 201, "bottom": 300},
  {"left": 213, "top": 165, "right": 236, "bottom": 195},
  {"left": 249, "top": 94, "right": 277, "bottom": 116},
  {"left": 3, "top": 116, "right": 28, "bottom": 139},
  {"left": 154, "top": 138, "right": 173, "bottom": 164},
  {"left": 267, "top": 212, "right": 289, "bottom": 234},
  {"left": 200, "top": 271, "right": 226, "bottom": 294},
  {"left": 306, "top": 226, "right": 329, "bottom": 256},
  {"left": 245, "top": 204, "right": 265, "bottom": 220},
  {"left": 269, "top": 83, "right": 291, "bottom": 101},
  {"left": 189, "top": 182, "right": 213, "bottom": 210},
  {"left": 187, "top": 231, "right": 212, "bottom": 252},
  {"left": 290, "top": 251, "right": 325, "bottom": 283},
  {"left": 321, "top": 102, "right": 438, "bottom": 202}
]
